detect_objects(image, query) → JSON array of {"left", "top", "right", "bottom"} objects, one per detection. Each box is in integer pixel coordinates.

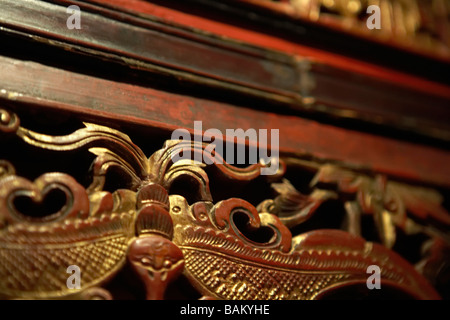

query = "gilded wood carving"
[
  {"left": 275, "top": 0, "right": 450, "bottom": 54},
  {"left": 0, "top": 108, "right": 448, "bottom": 299}
]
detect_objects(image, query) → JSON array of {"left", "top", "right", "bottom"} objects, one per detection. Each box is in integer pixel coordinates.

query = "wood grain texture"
[
  {"left": 80, "top": 0, "right": 450, "bottom": 93},
  {"left": 0, "top": 0, "right": 449, "bottom": 139},
  {"left": 0, "top": 56, "right": 449, "bottom": 188}
]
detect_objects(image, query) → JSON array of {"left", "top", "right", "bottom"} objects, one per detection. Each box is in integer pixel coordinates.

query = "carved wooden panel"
[
  {"left": 0, "top": 0, "right": 449, "bottom": 301},
  {"left": 0, "top": 108, "right": 448, "bottom": 299}
]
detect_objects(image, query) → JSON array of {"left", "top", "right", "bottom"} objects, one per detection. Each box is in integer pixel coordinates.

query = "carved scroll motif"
[
  {"left": 0, "top": 108, "right": 20, "bottom": 133},
  {"left": 257, "top": 178, "right": 337, "bottom": 228},
  {"left": 310, "top": 164, "right": 450, "bottom": 247},
  {"left": 0, "top": 108, "right": 447, "bottom": 299},
  {"left": 169, "top": 195, "right": 440, "bottom": 299}
]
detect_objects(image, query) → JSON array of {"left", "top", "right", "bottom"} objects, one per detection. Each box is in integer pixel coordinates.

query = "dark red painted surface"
[
  {"left": 83, "top": 0, "right": 450, "bottom": 99},
  {"left": 1, "top": 56, "right": 449, "bottom": 188},
  {"left": 1, "top": 0, "right": 449, "bottom": 139}
]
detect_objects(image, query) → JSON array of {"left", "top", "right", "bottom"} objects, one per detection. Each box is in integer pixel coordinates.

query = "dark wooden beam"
[
  {"left": 1, "top": 0, "right": 449, "bottom": 140},
  {"left": 0, "top": 56, "right": 449, "bottom": 188}
]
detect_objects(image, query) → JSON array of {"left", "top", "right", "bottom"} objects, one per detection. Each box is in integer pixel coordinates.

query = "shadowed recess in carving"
[
  {"left": 11, "top": 187, "right": 68, "bottom": 221},
  {"left": 232, "top": 211, "right": 277, "bottom": 245}
]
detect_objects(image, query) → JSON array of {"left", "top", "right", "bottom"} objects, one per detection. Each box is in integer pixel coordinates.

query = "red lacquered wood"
[
  {"left": 84, "top": 0, "right": 450, "bottom": 100},
  {"left": 1, "top": 56, "right": 449, "bottom": 188}
]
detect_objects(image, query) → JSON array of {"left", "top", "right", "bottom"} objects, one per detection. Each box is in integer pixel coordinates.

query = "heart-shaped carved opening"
[
  {"left": 232, "top": 211, "right": 275, "bottom": 245},
  {"left": 11, "top": 187, "right": 69, "bottom": 222}
]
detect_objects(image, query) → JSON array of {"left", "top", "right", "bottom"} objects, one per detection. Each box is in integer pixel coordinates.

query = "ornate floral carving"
[
  {"left": 310, "top": 164, "right": 450, "bottom": 247},
  {"left": 0, "top": 170, "right": 135, "bottom": 299},
  {"left": 169, "top": 195, "right": 439, "bottom": 299},
  {"left": 0, "top": 108, "right": 447, "bottom": 299}
]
